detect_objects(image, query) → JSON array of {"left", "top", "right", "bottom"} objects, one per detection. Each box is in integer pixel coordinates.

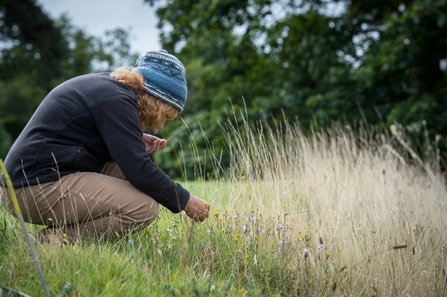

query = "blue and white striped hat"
[{"left": 134, "top": 50, "right": 187, "bottom": 112}]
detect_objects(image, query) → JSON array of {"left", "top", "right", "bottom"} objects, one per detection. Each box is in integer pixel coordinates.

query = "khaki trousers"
[{"left": 0, "top": 163, "right": 159, "bottom": 238}]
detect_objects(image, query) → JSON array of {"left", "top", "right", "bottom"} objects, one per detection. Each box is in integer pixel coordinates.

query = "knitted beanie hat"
[{"left": 134, "top": 50, "right": 187, "bottom": 112}]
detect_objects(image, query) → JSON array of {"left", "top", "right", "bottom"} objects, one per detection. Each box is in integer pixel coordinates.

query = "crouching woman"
[{"left": 0, "top": 50, "right": 210, "bottom": 240}]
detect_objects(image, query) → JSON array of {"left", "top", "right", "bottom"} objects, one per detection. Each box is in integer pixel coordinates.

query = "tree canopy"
[{"left": 149, "top": 0, "right": 447, "bottom": 176}]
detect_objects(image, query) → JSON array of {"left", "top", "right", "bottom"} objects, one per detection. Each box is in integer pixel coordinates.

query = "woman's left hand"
[{"left": 143, "top": 133, "right": 167, "bottom": 154}]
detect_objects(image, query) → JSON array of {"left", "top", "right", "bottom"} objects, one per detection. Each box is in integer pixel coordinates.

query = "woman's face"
[{"left": 158, "top": 118, "right": 167, "bottom": 130}]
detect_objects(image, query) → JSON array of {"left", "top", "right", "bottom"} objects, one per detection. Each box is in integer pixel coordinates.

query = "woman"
[{"left": 0, "top": 50, "right": 210, "bottom": 240}]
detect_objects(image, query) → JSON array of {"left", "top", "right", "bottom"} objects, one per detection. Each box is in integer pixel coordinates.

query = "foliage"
[
  {"left": 0, "top": 117, "right": 11, "bottom": 159},
  {"left": 148, "top": 0, "right": 447, "bottom": 177}
]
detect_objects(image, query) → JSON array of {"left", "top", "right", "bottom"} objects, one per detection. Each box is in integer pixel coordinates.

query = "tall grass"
[{"left": 0, "top": 113, "right": 446, "bottom": 296}]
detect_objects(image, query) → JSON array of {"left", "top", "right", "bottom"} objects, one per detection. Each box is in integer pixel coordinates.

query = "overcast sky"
[{"left": 38, "top": 0, "right": 162, "bottom": 55}]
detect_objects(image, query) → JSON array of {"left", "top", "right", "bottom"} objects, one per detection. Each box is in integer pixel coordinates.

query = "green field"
[{"left": 1, "top": 121, "right": 446, "bottom": 296}]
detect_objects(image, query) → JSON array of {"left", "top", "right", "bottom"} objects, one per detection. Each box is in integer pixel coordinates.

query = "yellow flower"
[
  {"left": 234, "top": 237, "right": 239, "bottom": 242},
  {"left": 244, "top": 253, "right": 249, "bottom": 259},
  {"left": 213, "top": 211, "right": 219, "bottom": 216},
  {"left": 222, "top": 227, "right": 225, "bottom": 232},
  {"left": 203, "top": 201, "right": 207, "bottom": 205},
  {"left": 241, "top": 175, "right": 246, "bottom": 180}
]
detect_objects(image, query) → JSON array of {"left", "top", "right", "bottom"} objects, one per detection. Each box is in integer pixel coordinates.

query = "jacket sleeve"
[{"left": 89, "top": 92, "right": 190, "bottom": 213}]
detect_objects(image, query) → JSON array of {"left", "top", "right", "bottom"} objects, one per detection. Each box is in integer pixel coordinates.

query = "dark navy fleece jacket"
[{"left": 3, "top": 73, "right": 189, "bottom": 213}]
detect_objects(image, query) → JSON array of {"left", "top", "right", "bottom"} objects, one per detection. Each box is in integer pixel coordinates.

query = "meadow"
[{"left": 0, "top": 116, "right": 446, "bottom": 296}]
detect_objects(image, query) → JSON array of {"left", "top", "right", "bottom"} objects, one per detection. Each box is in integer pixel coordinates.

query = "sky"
[{"left": 37, "top": 0, "right": 162, "bottom": 56}]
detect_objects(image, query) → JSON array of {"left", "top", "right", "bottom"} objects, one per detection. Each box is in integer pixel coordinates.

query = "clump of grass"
[{"left": 0, "top": 114, "right": 446, "bottom": 296}]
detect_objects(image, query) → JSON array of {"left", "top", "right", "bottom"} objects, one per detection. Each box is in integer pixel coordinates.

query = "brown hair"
[{"left": 110, "top": 67, "right": 179, "bottom": 130}]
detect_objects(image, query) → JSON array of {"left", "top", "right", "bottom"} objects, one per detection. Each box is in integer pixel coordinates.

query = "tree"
[
  {"left": 0, "top": 0, "right": 139, "bottom": 143},
  {"left": 147, "top": 0, "right": 447, "bottom": 176}
]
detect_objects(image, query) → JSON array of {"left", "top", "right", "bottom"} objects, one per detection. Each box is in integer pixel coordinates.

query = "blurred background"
[{"left": 1, "top": 0, "right": 446, "bottom": 178}]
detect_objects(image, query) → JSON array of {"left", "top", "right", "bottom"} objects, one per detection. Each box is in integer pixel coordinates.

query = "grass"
[{"left": 0, "top": 117, "right": 446, "bottom": 296}]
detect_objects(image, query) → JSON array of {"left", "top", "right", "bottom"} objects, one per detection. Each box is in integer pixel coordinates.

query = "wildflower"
[
  {"left": 303, "top": 248, "right": 309, "bottom": 258},
  {"left": 214, "top": 188, "right": 219, "bottom": 192},
  {"left": 234, "top": 236, "right": 239, "bottom": 242},
  {"left": 242, "top": 225, "right": 247, "bottom": 231},
  {"left": 247, "top": 236, "right": 251, "bottom": 242},
  {"left": 213, "top": 211, "right": 219, "bottom": 216},
  {"left": 241, "top": 175, "right": 246, "bottom": 180},
  {"left": 203, "top": 201, "right": 207, "bottom": 205},
  {"left": 279, "top": 223, "right": 284, "bottom": 229},
  {"left": 207, "top": 229, "right": 212, "bottom": 235},
  {"left": 167, "top": 228, "right": 172, "bottom": 233},
  {"left": 279, "top": 240, "right": 284, "bottom": 245},
  {"left": 63, "top": 233, "right": 67, "bottom": 238},
  {"left": 244, "top": 215, "right": 248, "bottom": 221},
  {"left": 244, "top": 253, "right": 249, "bottom": 258},
  {"left": 201, "top": 243, "right": 205, "bottom": 248},
  {"left": 231, "top": 225, "right": 236, "bottom": 230},
  {"left": 318, "top": 237, "right": 324, "bottom": 249},
  {"left": 222, "top": 227, "right": 226, "bottom": 232},
  {"left": 234, "top": 215, "right": 238, "bottom": 220},
  {"left": 250, "top": 216, "right": 257, "bottom": 223},
  {"left": 128, "top": 239, "right": 133, "bottom": 245}
]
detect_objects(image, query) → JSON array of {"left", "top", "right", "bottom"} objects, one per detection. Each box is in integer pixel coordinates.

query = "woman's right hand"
[{"left": 184, "top": 195, "right": 210, "bottom": 222}]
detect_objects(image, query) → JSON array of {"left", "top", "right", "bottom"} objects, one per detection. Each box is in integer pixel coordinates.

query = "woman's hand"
[
  {"left": 184, "top": 195, "right": 211, "bottom": 222},
  {"left": 143, "top": 133, "right": 167, "bottom": 154}
]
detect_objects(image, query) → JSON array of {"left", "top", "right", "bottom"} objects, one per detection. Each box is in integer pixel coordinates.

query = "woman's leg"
[{"left": 10, "top": 169, "right": 159, "bottom": 239}]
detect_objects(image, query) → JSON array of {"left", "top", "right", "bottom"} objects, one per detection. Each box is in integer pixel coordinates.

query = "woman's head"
[
  {"left": 110, "top": 67, "right": 179, "bottom": 131},
  {"left": 111, "top": 50, "right": 187, "bottom": 131}
]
